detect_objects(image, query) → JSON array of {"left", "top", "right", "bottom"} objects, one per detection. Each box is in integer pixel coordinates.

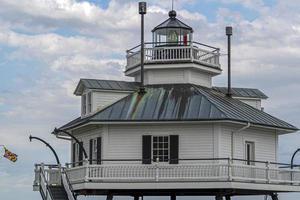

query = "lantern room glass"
[{"left": 153, "top": 28, "right": 192, "bottom": 47}]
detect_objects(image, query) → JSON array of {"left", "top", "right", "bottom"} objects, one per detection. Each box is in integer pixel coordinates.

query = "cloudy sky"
[{"left": 0, "top": 0, "right": 299, "bottom": 199}]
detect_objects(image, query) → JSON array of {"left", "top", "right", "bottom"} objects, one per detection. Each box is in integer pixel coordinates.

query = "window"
[
  {"left": 153, "top": 136, "right": 169, "bottom": 162},
  {"left": 82, "top": 94, "right": 87, "bottom": 115},
  {"left": 245, "top": 141, "right": 255, "bottom": 165},
  {"left": 93, "top": 139, "right": 97, "bottom": 153},
  {"left": 92, "top": 138, "right": 97, "bottom": 162},
  {"left": 75, "top": 143, "right": 79, "bottom": 158},
  {"left": 87, "top": 92, "right": 92, "bottom": 113}
]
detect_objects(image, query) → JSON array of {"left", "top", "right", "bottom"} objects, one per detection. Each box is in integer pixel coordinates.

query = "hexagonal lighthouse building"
[{"left": 32, "top": 4, "right": 300, "bottom": 200}]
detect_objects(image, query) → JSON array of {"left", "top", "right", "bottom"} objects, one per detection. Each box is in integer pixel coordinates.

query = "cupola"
[{"left": 125, "top": 9, "right": 222, "bottom": 88}]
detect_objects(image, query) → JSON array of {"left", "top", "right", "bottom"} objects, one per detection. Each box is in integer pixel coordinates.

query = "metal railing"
[
  {"left": 33, "top": 164, "right": 76, "bottom": 200},
  {"left": 64, "top": 158, "right": 300, "bottom": 185},
  {"left": 34, "top": 164, "right": 61, "bottom": 200},
  {"left": 126, "top": 42, "right": 220, "bottom": 71}
]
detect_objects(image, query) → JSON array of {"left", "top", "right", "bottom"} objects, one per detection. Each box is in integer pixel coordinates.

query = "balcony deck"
[
  {"left": 126, "top": 42, "right": 221, "bottom": 72},
  {"left": 33, "top": 159, "right": 300, "bottom": 197},
  {"left": 58, "top": 158, "right": 300, "bottom": 194}
]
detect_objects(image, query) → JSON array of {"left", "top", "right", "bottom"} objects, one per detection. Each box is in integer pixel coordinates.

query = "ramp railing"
[{"left": 33, "top": 163, "right": 76, "bottom": 200}]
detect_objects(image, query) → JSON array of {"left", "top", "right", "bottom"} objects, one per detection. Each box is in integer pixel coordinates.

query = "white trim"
[
  {"left": 125, "top": 63, "right": 222, "bottom": 77},
  {"left": 71, "top": 181, "right": 300, "bottom": 192},
  {"left": 64, "top": 120, "right": 296, "bottom": 134}
]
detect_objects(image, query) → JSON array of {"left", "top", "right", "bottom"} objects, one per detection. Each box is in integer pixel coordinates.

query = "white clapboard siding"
[
  {"left": 146, "top": 69, "right": 186, "bottom": 85},
  {"left": 236, "top": 98, "right": 262, "bottom": 110},
  {"left": 71, "top": 123, "right": 278, "bottom": 165},
  {"left": 105, "top": 124, "right": 214, "bottom": 161},
  {"left": 72, "top": 127, "right": 103, "bottom": 162},
  {"left": 92, "top": 91, "right": 130, "bottom": 112},
  {"left": 220, "top": 125, "right": 277, "bottom": 163},
  {"left": 144, "top": 68, "right": 213, "bottom": 88},
  {"left": 188, "top": 70, "right": 212, "bottom": 88}
]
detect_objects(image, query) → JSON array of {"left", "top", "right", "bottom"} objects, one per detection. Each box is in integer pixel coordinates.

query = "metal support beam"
[
  {"left": 271, "top": 193, "right": 279, "bottom": 200},
  {"left": 215, "top": 195, "right": 223, "bottom": 200},
  {"left": 225, "top": 196, "right": 231, "bottom": 200},
  {"left": 106, "top": 194, "right": 113, "bottom": 200},
  {"left": 171, "top": 193, "right": 176, "bottom": 200}
]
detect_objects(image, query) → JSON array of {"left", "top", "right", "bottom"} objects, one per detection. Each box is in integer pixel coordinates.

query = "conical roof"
[{"left": 152, "top": 10, "right": 193, "bottom": 32}]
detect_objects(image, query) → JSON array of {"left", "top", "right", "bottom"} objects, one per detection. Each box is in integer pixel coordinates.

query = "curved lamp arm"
[
  {"left": 52, "top": 128, "right": 88, "bottom": 159},
  {"left": 29, "top": 135, "right": 60, "bottom": 165},
  {"left": 291, "top": 148, "right": 300, "bottom": 169}
]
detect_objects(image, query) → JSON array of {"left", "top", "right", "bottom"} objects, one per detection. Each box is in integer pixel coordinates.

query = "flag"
[{"left": 3, "top": 147, "right": 18, "bottom": 162}]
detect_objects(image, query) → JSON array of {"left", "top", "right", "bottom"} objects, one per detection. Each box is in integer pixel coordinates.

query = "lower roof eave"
[{"left": 61, "top": 119, "right": 298, "bottom": 134}]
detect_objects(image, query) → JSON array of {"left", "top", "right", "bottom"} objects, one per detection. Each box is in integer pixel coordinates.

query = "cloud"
[{"left": 0, "top": 0, "right": 299, "bottom": 200}]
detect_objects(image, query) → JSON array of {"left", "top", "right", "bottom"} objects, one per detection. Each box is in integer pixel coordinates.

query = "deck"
[
  {"left": 33, "top": 158, "right": 300, "bottom": 196},
  {"left": 126, "top": 42, "right": 220, "bottom": 72}
]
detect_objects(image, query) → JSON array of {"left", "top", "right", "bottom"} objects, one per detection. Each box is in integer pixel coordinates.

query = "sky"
[{"left": 0, "top": 0, "right": 299, "bottom": 199}]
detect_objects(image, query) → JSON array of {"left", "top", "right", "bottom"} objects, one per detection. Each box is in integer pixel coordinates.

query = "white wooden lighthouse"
[{"left": 32, "top": 3, "right": 300, "bottom": 200}]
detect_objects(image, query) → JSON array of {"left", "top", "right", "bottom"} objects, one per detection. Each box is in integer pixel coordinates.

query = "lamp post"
[
  {"left": 52, "top": 127, "right": 88, "bottom": 159},
  {"left": 138, "top": 2, "right": 147, "bottom": 94},
  {"left": 226, "top": 26, "right": 233, "bottom": 97},
  {"left": 29, "top": 135, "right": 60, "bottom": 165},
  {"left": 290, "top": 148, "right": 300, "bottom": 169}
]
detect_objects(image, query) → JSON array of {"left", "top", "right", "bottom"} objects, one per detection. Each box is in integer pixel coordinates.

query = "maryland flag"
[{"left": 3, "top": 147, "right": 18, "bottom": 162}]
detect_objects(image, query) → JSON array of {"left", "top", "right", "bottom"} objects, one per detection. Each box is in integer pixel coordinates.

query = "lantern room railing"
[{"left": 126, "top": 42, "right": 220, "bottom": 71}]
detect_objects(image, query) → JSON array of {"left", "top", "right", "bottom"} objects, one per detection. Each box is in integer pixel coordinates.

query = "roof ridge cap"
[{"left": 81, "top": 78, "right": 138, "bottom": 83}]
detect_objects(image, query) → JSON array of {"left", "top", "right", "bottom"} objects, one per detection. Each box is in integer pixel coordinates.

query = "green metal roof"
[
  {"left": 74, "top": 79, "right": 268, "bottom": 99},
  {"left": 61, "top": 84, "right": 297, "bottom": 131}
]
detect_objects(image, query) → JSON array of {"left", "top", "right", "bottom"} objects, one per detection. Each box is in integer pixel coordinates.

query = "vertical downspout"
[{"left": 231, "top": 122, "right": 251, "bottom": 159}]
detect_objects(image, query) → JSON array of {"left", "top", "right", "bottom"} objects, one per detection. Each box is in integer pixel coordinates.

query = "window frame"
[
  {"left": 82, "top": 94, "right": 87, "bottom": 115},
  {"left": 245, "top": 141, "right": 255, "bottom": 165},
  {"left": 152, "top": 135, "right": 170, "bottom": 163},
  {"left": 75, "top": 143, "right": 79, "bottom": 159},
  {"left": 87, "top": 92, "right": 92, "bottom": 113}
]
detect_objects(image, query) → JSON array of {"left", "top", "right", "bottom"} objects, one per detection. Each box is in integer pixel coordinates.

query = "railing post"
[
  {"left": 34, "top": 164, "right": 40, "bottom": 187},
  {"left": 190, "top": 45, "right": 194, "bottom": 62},
  {"left": 228, "top": 158, "right": 232, "bottom": 181},
  {"left": 291, "top": 169, "right": 294, "bottom": 185},
  {"left": 266, "top": 161, "right": 270, "bottom": 184},
  {"left": 216, "top": 49, "right": 220, "bottom": 65},
  {"left": 155, "top": 158, "right": 159, "bottom": 182},
  {"left": 58, "top": 163, "right": 62, "bottom": 186},
  {"left": 84, "top": 159, "right": 89, "bottom": 182}
]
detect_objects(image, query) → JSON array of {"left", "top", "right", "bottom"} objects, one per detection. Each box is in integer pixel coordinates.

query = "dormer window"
[
  {"left": 82, "top": 94, "right": 87, "bottom": 115},
  {"left": 82, "top": 92, "right": 92, "bottom": 116},
  {"left": 87, "top": 92, "right": 92, "bottom": 113}
]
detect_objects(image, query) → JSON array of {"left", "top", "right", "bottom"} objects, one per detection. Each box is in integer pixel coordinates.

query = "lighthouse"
[{"left": 32, "top": 3, "right": 300, "bottom": 200}]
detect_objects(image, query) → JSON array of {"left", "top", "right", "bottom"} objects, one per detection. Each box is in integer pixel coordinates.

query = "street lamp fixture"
[
  {"left": 291, "top": 148, "right": 300, "bottom": 169},
  {"left": 29, "top": 135, "right": 60, "bottom": 165},
  {"left": 52, "top": 128, "right": 88, "bottom": 159}
]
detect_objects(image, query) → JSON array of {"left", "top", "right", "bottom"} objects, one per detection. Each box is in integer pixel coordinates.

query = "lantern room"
[{"left": 152, "top": 10, "right": 193, "bottom": 46}]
